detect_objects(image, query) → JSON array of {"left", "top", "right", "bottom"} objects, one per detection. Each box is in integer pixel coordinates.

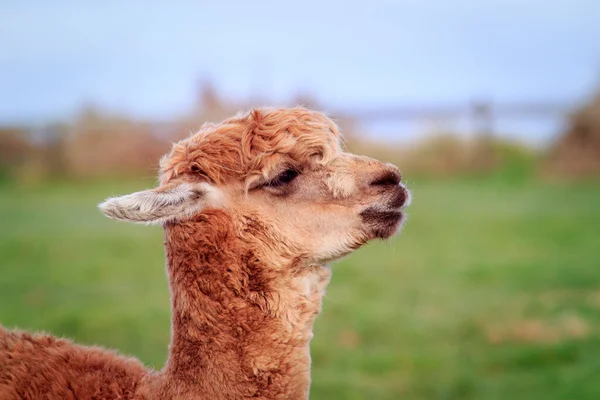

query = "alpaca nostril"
[{"left": 370, "top": 170, "right": 401, "bottom": 187}]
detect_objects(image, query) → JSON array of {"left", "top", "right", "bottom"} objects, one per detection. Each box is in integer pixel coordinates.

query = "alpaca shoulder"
[{"left": 0, "top": 326, "right": 149, "bottom": 400}]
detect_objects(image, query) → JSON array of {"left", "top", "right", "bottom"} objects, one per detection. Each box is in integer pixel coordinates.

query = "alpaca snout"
[{"left": 370, "top": 168, "right": 401, "bottom": 187}]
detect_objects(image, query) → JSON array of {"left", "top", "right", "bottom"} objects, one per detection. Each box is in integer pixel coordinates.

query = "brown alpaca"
[{"left": 0, "top": 107, "right": 410, "bottom": 399}]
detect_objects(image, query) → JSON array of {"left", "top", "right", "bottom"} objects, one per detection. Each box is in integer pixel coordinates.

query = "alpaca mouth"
[
  {"left": 389, "top": 184, "right": 411, "bottom": 210},
  {"left": 360, "top": 184, "right": 410, "bottom": 239},
  {"left": 359, "top": 208, "right": 404, "bottom": 238}
]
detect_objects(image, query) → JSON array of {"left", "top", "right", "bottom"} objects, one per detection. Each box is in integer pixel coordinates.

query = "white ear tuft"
[{"left": 98, "top": 182, "right": 222, "bottom": 225}]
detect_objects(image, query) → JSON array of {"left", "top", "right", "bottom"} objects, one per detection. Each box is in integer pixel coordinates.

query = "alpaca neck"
[{"left": 159, "top": 212, "right": 331, "bottom": 400}]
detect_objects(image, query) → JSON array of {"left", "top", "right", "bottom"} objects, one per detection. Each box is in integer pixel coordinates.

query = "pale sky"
[{"left": 1, "top": 0, "right": 599, "bottom": 141}]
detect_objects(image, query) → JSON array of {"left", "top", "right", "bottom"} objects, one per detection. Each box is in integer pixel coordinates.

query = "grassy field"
[{"left": 1, "top": 177, "right": 599, "bottom": 399}]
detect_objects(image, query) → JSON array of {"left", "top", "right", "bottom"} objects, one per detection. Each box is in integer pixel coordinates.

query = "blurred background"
[{"left": 1, "top": 1, "right": 600, "bottom": 399}]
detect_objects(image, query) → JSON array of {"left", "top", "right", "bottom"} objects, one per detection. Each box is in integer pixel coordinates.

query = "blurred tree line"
[{"left": 1, "top": 83, "right": 599, "bottom": 184}]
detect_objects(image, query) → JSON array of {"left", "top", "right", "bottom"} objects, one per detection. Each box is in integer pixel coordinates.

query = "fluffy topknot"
[{"left": 159, "top": 107, "right": 341, "bottom": 185}]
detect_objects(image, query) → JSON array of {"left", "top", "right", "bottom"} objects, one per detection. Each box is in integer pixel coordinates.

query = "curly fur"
[{"left": 159, "top": 108, "right": 341, "bottom": 187}]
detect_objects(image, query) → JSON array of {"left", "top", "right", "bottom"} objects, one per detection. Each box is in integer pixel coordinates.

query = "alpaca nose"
[{"left": 370, "top": 168, "right": 402, "bottom": 187}]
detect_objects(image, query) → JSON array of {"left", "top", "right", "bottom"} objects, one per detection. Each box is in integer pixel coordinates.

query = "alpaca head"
[{"left": 99, "top": 107, "right": 410, "bottom": 266}]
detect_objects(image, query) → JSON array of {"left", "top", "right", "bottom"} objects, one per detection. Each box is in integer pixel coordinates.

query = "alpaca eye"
[{"left": 265, "top": 169, "right": 299, "bottom": 188}]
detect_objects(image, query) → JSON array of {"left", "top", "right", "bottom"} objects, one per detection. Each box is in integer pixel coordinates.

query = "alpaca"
[{"left": 0, "top": 107, "right": 410, "bottom": 399}]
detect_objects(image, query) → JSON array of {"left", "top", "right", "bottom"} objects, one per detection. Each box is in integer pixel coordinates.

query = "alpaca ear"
[{"left": 98, "top": 182, "right": 221, "bottom": 225}]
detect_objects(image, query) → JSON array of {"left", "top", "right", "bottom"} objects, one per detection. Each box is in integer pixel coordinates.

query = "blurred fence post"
[
  {"left": 470, "top": 99, "right": 495, "bottom": 166},
  {"left": 471, "top": 99, "right": 494, "bottom": 138}
]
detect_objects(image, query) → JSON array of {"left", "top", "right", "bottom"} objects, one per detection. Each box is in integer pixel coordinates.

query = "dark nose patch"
[{"left": 370, "top": 170, "right": 401, "bottom": 187}]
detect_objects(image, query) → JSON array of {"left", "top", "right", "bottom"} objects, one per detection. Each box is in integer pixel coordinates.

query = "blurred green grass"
[{"left": 1, "top": 178, "right": 599, "bottom": 399}]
